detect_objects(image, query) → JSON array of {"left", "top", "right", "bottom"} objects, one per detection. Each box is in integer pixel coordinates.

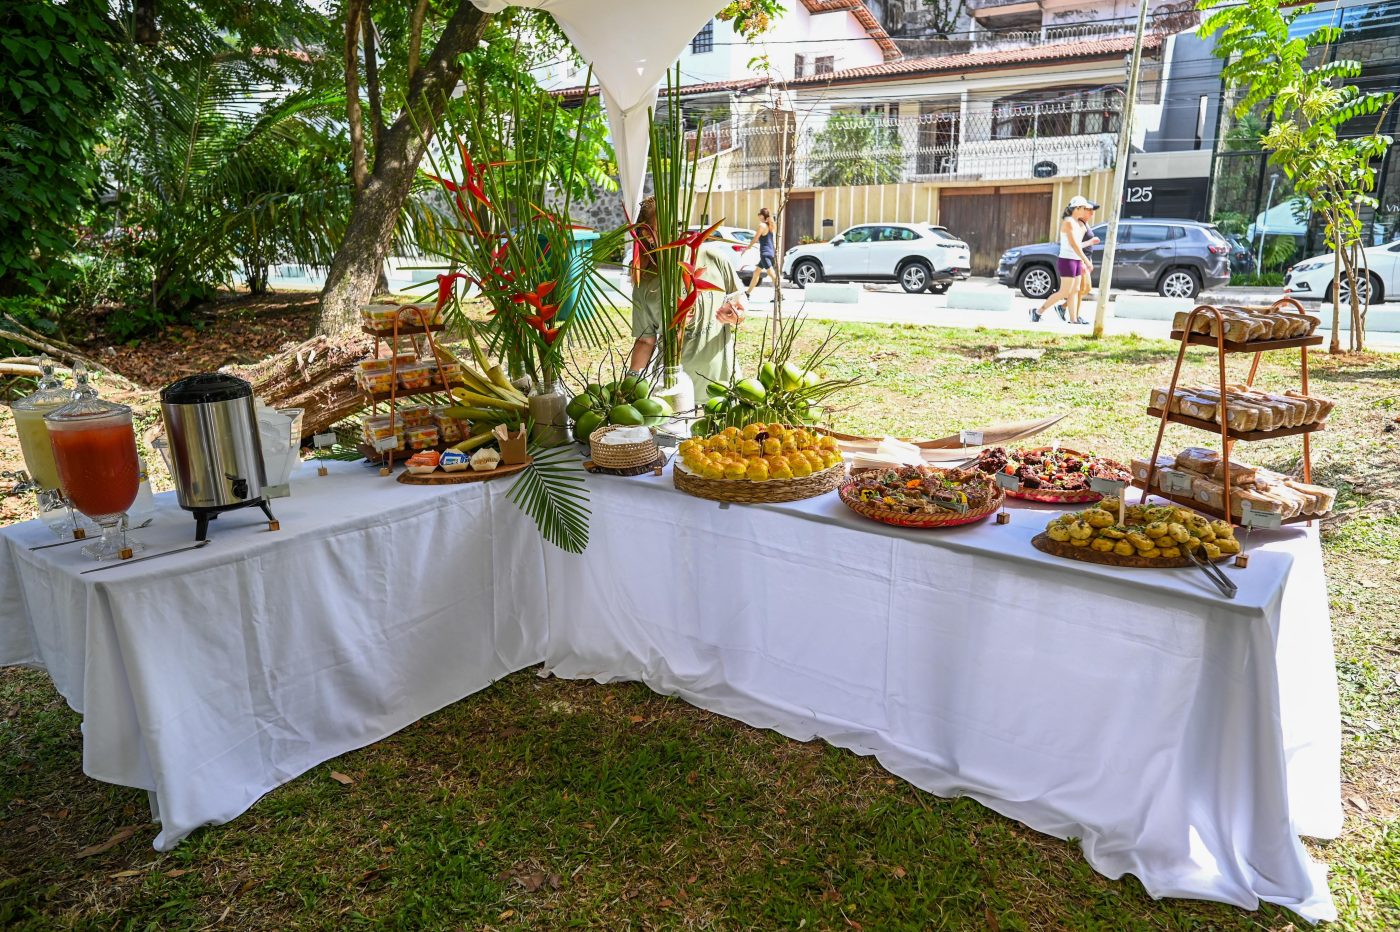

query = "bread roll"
[
  {"left": 1212, "top": 458, "right": 1258, "bottom": 486},
  {"left": 1192, "top": 475, "right": 1226, "bottom": 510},
  {"left": 1231, "top": 488, "right": 1289, "bottom": 519},
  {"left": 1176, "top": 447, "right": 1221, "bottom": 475},
  {"left": 1283, "top": 479, "right": 1336, "bottom": 514}
]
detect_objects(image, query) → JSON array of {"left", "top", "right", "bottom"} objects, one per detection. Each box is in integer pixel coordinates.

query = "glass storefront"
[{"left": 1207, "top": 0, "right": 1400, "bottom": 278}]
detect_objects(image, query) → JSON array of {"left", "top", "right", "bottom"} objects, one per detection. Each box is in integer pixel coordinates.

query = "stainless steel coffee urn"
[{"left": 159, "top": 374, "right": 277, "bottom": 540}]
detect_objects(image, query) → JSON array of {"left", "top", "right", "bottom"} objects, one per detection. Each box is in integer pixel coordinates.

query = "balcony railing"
[{"left": 712, "top": 106, "right": 1119, "bottom": 190}]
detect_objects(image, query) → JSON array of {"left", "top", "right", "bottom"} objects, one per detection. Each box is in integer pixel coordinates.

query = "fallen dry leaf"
[
  {"left": 891, "top": 865, "right": 907, "bottom": 879},
  {"left": 659, "top": 898, "right": 674, "bottom": 908},
  {"left": 74, "top": 825, "right": 142, "bottom": 859},
  {"left": 498, "top": 910, "right": 515, "bottom": 920},
  {"left": 986, "top": 906, "right": 1002, "bottom": 931},
  {"left": 1349, "top": 795, "right": 1370, "bottom": 813},
  {"left": 629, "top": 715, "right": 645, "bottom": 724},
  {"left": 686, "top": 771, "right": 697, "bottom": 785},
  {"left": 110, "top": 869, "right": 144, "bottom": 879},
  {"left": 329, "top": 771, "right": 354, "bottom": 785},
  {"left": 164, "top": 868, "right": 190, "bottom": 878}
]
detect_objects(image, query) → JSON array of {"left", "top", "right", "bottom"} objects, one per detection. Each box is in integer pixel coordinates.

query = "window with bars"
[
  {"left": 815, "top": 55, "right": 834, "bottom": 75},
  {"left": 692, "top": 20, "right": 714, "bottom": 54},
  {"left": 794, "top": 54, "right": 806, "bottom": 78}
]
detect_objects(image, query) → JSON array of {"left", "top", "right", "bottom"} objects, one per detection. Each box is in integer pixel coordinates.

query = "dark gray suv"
[{"left": 996, "top": 219, "right": 1232, "bottom": 300}]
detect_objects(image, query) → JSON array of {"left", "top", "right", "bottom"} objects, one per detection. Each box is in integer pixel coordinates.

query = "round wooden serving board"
[
  {"left": 396, "top": 457, "right": 532, "bottom": 485},
  {"left": 1031, "top": 532, "right": 1231, "bottom": 569}
]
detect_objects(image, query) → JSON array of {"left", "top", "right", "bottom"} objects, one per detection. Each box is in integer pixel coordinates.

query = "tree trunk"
[
  {"left": 316, "top": 3, "right": 492, "bottom": 335},
  {"left": 1329, "top": 243, "right": 1341, "bottom": 354},
  {"left": 222, "top": 333, "right": 375, "bottom": 437}
]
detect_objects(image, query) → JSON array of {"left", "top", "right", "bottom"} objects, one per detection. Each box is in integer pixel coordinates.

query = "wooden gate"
[
  {"left": 783, "top": 193, "right": 815, "bottom": 254},
  {"left": 940, "top": 187, "right": 1053, "bottom": 275}
]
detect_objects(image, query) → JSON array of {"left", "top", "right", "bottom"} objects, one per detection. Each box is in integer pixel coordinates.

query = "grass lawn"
[{"left": 2, "top": 319, "right": 1398, "bottom": 930}]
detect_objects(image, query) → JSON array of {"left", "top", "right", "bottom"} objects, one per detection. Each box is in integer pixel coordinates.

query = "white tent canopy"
[{"left": 472, "top": 0, "right": 731, "bottom": 217}]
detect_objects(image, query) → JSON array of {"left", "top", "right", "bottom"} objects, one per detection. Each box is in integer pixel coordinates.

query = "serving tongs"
[{"left": 1185, "top": 547, "right": 1237, "bottom": 600}]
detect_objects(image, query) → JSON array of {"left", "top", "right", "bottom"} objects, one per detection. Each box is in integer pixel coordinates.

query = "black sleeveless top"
[{"left": 758, "top": 227, "right": 775, "bottom": 257}]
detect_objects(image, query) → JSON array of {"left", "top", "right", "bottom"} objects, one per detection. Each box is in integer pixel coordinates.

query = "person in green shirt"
[{"left": 626, "top": 198, "right": 744, "bottom": 393}]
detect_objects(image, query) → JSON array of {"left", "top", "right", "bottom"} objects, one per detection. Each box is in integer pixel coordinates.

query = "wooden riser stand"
[
  {"left": 1138, "top": 298, "right": 1322, "bottom": 527},
  {"left": 359, "top": 310, "right": 458, "bottom": 472}
]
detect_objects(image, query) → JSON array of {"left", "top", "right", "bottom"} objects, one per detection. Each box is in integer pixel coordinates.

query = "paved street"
[{"left": 593, "top": 270, "right": 1400, "bottom": 351}]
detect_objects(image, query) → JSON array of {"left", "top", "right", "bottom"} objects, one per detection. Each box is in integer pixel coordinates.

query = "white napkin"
[{"left": 600, "top": 426, "right": 651, "bottom": 445}]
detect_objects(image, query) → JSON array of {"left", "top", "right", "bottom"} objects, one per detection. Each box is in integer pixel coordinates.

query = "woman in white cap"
[{"left": 1033, "top": 195, "right": 1097, "bottom": 325}]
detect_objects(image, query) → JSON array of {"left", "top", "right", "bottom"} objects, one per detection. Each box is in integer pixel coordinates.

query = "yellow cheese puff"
[
  {"left": 1071, "top": 538, "right": 1090, "bottom": 548},
  {"left": 1145, "top": 521, "right": 1170, "bottom": 539},
  {"left": 1167, "top": 522, "right": 1191, "bottom": 543},
  {"left": 1101, "top": 525, "right": 1128, "bottom": 539},
  {"left": 1202, "top": 541, "right": 1222, "bottom": 559},
  {"left": 1086, "top": 510, "right": 1115, "bottom": 528},
  {"left": 1139, "top": 547, "right": 1161, "bottom": 559},
  {"left": 1158, "top": 545, "right": 1182, "bottom": 559},
  {"left": 1127, "top": 532, "right": 1154, "bottom": 550},
  {"left": 1182, "top": 536, "right": 1202, "bottom": 553},
  {"left": 1068, "top": 520, "right": 1095, "bottom": 541},
  {"left": 1215, "top": 537, "right": 1241, "bottom": 555},
  {"left": 1091, "top": 538, "right": 1115, "bottom": 552},
  {"left": 1210, "top": 520, "right": 1235, "bottom": 540},
  {"left": 1048, "top": 524, "right": 1071, "bottom": 542},
  {"left": 1113, "top": 540, "right": 1136, "bottom": 557}
]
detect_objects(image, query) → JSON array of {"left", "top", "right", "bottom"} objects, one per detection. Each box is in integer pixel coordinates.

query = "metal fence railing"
[{"left": 710, "top": 103, "right": 1121, "bottom": 190}]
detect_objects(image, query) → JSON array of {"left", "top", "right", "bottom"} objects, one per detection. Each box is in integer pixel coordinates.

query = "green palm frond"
[{"left": 509, "top": 441, "right": 591, "bottom": 554}]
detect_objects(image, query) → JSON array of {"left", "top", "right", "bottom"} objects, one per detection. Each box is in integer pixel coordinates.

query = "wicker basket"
[
  {"left": 673, "top": 461, "right": 845, "bottom": 504},
  {"left": 589, "top": 424, "right": 660, "bottom": 470},
  {"left": 839, "top": 481, "right": 1004, "bottom": 529}
]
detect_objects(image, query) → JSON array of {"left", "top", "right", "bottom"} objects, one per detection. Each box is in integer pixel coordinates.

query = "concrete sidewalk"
[{"left": 708, "top": 276, "right": 1400, "bottom": 351}]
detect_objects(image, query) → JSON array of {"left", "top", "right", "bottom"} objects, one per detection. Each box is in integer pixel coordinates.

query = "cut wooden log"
[{"left": 221, "top": 332, "right": 373, "bottom": 438}]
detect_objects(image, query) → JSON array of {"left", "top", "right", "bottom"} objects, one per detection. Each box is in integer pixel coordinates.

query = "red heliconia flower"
[{"left": 434, "top": 272, "right": 470, "bottom": 313}]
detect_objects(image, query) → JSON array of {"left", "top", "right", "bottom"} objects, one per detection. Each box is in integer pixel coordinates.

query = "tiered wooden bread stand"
[
  {"left": 357, "top": 308, "right": 462, "bottom": 467},
  {"left": 1136, "top": 297, "right": 1321, "bottom": 526}
]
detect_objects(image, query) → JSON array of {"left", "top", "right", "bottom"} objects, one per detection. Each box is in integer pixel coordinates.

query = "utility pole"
[{"left": 1092, "top": 0, "right": 1152, "bottom": 339}]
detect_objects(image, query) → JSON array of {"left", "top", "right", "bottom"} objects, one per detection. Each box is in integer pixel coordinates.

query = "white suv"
[{"left": 781, "top": 223, "right": 971, "bottom": 294}]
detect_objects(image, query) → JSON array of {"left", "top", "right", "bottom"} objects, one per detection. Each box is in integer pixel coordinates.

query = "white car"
[
  {"left": 1284, "top": 239, "right": 1400, "bottom": 305},
  {"left": 687, "top": 225, "right": 758, "bottom": 278},
  {"left": 781, "top": 223, "right": 971, "bottom": 294}
]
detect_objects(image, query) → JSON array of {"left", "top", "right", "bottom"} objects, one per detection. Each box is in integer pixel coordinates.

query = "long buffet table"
[{"left": 0, "top": 459, "right": 1341, "bottom": 921}]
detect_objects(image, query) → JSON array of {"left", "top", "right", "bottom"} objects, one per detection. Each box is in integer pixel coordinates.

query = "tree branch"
[
  {"left": 408, "top": 0, "right": 430, "bottom": 84},
  {"left": 0, "top": 321, "right": 136, "bottom": 390},
  {"left": 345, "top": 0, "right": 368, "bottom": 195},
  {"left": 362, "top": 2, "right": 385, "bottom": 161}
]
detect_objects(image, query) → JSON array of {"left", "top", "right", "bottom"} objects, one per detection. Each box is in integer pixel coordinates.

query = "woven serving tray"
[
  {"left": 838, "top": 482, "right": 1003, "bottom": 529},
  {"left": 1031, "top": 532, "right": 1232, "bottom": 569},
  {"left": 672, "top": 461, "right": 845, "bottom": 504}
]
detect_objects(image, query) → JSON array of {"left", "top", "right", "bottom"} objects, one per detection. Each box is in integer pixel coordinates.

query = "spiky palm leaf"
[{"left": 509, "top": 440, "right": 591, "bottom": 554}]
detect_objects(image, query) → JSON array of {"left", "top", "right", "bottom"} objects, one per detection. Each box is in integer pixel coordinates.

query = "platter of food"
[
  {"left": 839, "top": 465, "right": 1003, "bottom": 529},
  {"left": 673, "top": 423, "right": 847, "bottom": 503},
  {"left": 395, "top": 448, "right": 532, "bottom": 484},
  {"left": 974, "top": 446, "right": 1132, "bottom": 504},
  {"left": 1031, "top": 500, "right": 1240, "bottom": 568}
]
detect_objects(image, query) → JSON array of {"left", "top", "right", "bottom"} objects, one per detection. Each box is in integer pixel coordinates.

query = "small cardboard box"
[{"left": 495, "top": 426, "right": 528, "bottom": 466}]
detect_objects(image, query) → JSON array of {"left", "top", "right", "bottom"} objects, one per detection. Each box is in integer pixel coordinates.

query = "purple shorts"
[{"left": 1057, "top": 258, "right": 1084, "bottom": 278}]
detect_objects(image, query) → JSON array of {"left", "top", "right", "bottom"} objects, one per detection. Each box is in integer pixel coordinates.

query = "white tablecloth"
[
  {"left": 541, "top": 471, "right": 1342, "bottom": 922},
  {"left": 0, "top": 460, "right": 1341, "bottom": 921},
  {"left": 0, "top": 460, "right": 550, "bottom": 850}
]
